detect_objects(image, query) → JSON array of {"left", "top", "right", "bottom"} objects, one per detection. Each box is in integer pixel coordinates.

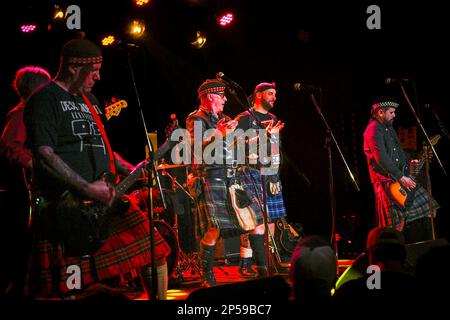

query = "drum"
[
  {"left": 154, "top": 219, "right": 179, "bottom": 277},
  {"left": 130, "top": 187, "right": 171, "bottom": 215},
  {"left": 129, "top": 187, "right": 196, "bottom": 254}
]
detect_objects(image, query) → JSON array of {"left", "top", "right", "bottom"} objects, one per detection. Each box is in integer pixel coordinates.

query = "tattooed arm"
[
  {"left": 35, "top": 146, "right": 115, "bottom": 205},
  {"left": 113, "top": 151, "right": 135, "bottom": 176}
]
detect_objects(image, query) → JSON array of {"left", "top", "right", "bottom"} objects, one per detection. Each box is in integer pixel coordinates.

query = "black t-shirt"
[
  {"left": 235, "top": 109, "right": 281, "bottom": 172},
  {"left": 236, "top": 109, "right": 278, "bottom": 131},
  {"left": 25, "top": 81, "right": 110, "bottom": 200}
]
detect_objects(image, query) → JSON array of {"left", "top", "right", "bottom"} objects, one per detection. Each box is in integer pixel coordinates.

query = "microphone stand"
[
  {"left": 306, "top": 91, "right": 360, "bottom": 264},
  {"left": 127, "top": 50, "right": 167, "bottom": 300},
  {"left": 399, "top": 83, "right": 447, "bottom": 239},
  {"left": 428, "top": 104, "right": 450, "bottom": 141}
]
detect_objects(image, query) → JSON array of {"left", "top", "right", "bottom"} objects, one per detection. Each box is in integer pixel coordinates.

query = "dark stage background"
[{"left": 1, "top": 0, "right": 449, "bottom": 257}]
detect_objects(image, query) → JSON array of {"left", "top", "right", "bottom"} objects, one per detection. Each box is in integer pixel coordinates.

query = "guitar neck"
[
  {"left": 410, "top": 135, "right": 441, "bottom": 178},
  {"left": 410, "top": 159, "right": 424, "bottom": 179},
  {"left": 114, "top": 141, "right": 174, "bottom": 197},
  {"left": 114, "top": 118, "right": 179, "bottom": 197},
  {"left": 115, "top": 161, "right": 148, "bottom": 197}
]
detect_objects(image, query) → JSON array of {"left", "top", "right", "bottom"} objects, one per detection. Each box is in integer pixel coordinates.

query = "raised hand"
[
  {"left": 216, "top": 118, "right": 238, "bottom": 137},
  {"left": 266, "top": 120, "right": 285, "bottom": 135}
]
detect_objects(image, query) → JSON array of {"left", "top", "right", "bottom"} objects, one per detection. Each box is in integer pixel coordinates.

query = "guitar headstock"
[
  {"left": 421, "top": 134, "right": 441, "bottom": 160},
  {"left": 105, "top": 98, "right": 128, "bottom": 120},
  {"left": 429, "top": 134, "right": 441, "bottom": 147},
  {"left": 411, "top": 134, "right": 442, "bottom": 176},
  {"left": 164, "top": 114, "right": 180, "bottom": 139}
]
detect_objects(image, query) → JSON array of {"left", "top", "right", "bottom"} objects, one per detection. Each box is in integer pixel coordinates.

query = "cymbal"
[{"left": 157, "top": 163, "right": 187, "bottom": 170}]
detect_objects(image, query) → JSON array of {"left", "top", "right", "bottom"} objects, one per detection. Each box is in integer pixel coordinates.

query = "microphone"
[
  {"left": 293, "top": 83, "right": 320, "bottom": 91},
  {"left": 216, "top": 72, "right": 239, "bottom": 87},
  {"left": 170, "top": 113, "right": 179, "bottom": 126},
  {"left": 116, "top": 40, "right": 140, "bottom": 48},
  {"left": 384, "top": 77, "right": 410, "bottom": 84}
]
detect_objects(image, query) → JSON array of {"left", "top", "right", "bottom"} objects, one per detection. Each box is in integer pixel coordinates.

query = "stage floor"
[{"left": 127, "top": 258, "right": 354, "bottom": 301}]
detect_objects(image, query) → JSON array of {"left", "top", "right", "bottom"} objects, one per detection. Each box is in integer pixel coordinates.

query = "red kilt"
[{"left": 27, "top": 197, "right": 171, "bottom": 298}]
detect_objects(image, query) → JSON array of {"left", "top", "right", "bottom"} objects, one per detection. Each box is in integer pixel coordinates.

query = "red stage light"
[
  {"left": 20, "top": 24, "right": 37, "bottom": 33},
  {"left": 218, "top": 12, "right": 234, "bottom": 27}
]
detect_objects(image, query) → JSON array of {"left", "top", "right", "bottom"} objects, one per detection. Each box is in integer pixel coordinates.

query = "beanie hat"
[
  {"left": 198, "top": 79, "right": 226, "bottom": 98},
  {"left": 371, "top": 96, "right": 399, "bottom": 115},
  {"left": 61, "top": 38, "right": 103, "bottom": 65},
  {"left": 248, "top": 82, "right": 276, "bottom": 103},
  {"left": 254, "top": 82, "right": 276, "bottom": 93}
]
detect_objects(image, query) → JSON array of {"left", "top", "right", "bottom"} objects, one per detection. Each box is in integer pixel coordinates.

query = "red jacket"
[{"left": 0, "top": 103, "right": 32, "bottom": 169}]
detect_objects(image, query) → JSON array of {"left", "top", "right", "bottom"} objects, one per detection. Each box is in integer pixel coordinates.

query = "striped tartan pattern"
[
  {"left": 374, "top": 182, "right": 439, "bottom": 230},
  {"left": 238, "top": 167, "right": 287, "bottom": 221},
  {"left": 195, "top": 177, "right": 249, "bottom": 239},
  {"left": 27, "top": 199, "right": 171, "bottom": 298}
]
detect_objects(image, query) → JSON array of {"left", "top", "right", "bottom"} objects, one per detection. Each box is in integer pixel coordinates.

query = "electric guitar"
[
  {"left": 55, "top": 116, "right": 180, "bottom": 257},
  {"left": 275, "top": 218, "right": 303, "bottom": 254},
  {"left": 56, "top": 161, "right": 149, "bottom": 256},
  {"left": 105, "top": 98, "right": 128, "bottom": 120},
  {"left": 387, "top": 134, "right": 440, "bottom": 208}
]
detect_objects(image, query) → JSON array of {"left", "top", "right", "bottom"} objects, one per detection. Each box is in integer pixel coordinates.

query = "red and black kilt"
[{"left": 27, "top": 197, "right": 171, "bottom": 298}]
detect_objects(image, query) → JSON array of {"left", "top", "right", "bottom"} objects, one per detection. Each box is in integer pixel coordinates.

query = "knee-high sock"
[
  {"left": 249, "top": 234, "right": 268, "bottom": 277},
  {"left": 157, "top": 263, "right": 168, "bottom": 300}
]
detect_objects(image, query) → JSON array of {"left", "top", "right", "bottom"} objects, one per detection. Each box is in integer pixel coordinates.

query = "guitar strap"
[{"left": 82, "top": 93, "right": 117, "bottom": 175}]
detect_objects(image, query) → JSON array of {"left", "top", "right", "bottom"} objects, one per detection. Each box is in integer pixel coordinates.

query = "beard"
[
  {"left": 262, "top": 100, "right": 273, "bottom": 111},
  {"left": 383, "top": 118, "right": 394, "bottom": 127}
]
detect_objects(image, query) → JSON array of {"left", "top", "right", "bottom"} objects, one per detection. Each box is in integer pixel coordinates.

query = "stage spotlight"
[
  {"left": 191, "top": 31, "right": 207, "bottom": 49},
  {"left": 101, "top": 35, "right": 117, "bottom": 46},
  {"left": 217, "top": 12, "right": 234, "bottom": 27},
  {"left": 133, "top": 0, "right": 151, "bottom": 7},
  {"left": 53, "top": 5, "right": 65, "bottom": 21},
  {"left": 129, "top": 20, "right": 146, "bottom": 38},
  {"left": 21, "top": 24, "right": 37, "bottom": 33}
]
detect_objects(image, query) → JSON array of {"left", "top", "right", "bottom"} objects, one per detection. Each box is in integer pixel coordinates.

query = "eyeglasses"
[{"left": 212, "top": 92, "right": 226, "bottom": 99}]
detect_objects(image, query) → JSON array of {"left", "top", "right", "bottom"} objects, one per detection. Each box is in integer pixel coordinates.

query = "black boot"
[
  {"left": 139, "top": 265, "right": 153, "bottom": 300},
  {"left": 239, "top": 257, "right": 257, "bottom": 278},
  {"left": 199, "top": 243, "right": 217, "bottom": 287},
  {"left": 249, "top": 234, "right": 269, "bottom": 278},
  {"left": 256, "top": 266, "right": 269, "bottom": 278}
]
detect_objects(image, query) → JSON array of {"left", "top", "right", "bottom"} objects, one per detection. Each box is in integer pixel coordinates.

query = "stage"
[{"left": 102, "top": 258, "right": 355, "bottom": 301}]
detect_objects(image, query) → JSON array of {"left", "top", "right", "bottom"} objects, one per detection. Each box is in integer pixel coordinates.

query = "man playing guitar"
[{"left": 363, "top": 97, "right": 439, "bottom": 243}]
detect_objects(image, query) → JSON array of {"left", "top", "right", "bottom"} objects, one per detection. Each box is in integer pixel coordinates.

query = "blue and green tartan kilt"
[
  {"left": 375, "top": 182, "right": 439, "bottom": 230},
  {"left": 237, "top": 167, "right": 287, "bottom": 221},
  {"left": 194, "top": 176, "right": 265, "bottom": 239}
]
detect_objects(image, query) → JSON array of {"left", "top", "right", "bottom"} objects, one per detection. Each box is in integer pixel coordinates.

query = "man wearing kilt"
[
  {"left": 24, "top": 37, "right": 171, "bottom": 299},
  {"left": 186, "top": 79, "right": 269, "bottom": 287},
  {"left": 363, "top": 97, "right": 439, "bottom": 243},
  {"left": 0, "top": 66, "right": 51, "bottom": 300},
  {"left": 234, "top": 82, "right": 287, "bottom": 275}
]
